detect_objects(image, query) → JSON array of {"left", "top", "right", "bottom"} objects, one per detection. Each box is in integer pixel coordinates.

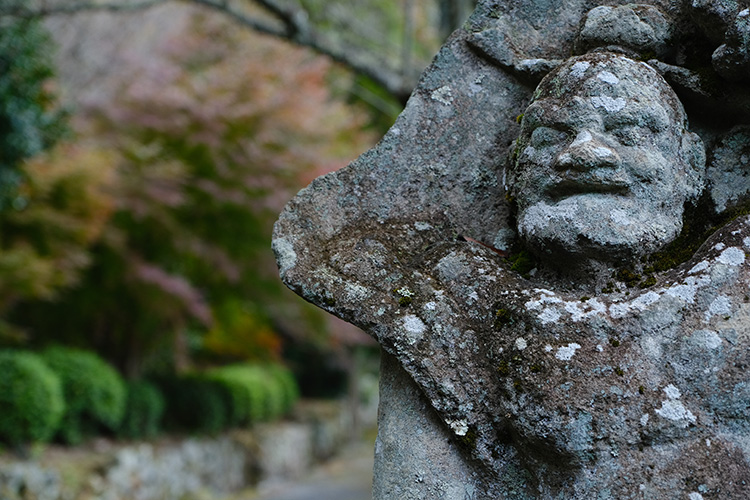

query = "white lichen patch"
[
  {"left": 402, "top": 315, "right": 426, "bottom": 345},
  {"left": 590, "top": 96, "right": 626, "bottom": 112},
  {"left": 345, "top": 282, "right": 371, "bottom": 302},
  {"left": 564, "top": 298, "right": 606, "bottom": 322},
  {"left": 431, "top": 85, "right": 454, "bottom": 105},
  {"left": 655, "top": 400, "right": 696, "bottom": 427},
  {"left": 544, "top": 344, "right": 553, "bottom": 352},
  {"left": 515, "top": 337, "right": 528, "bottom": 350},
  {"left": 714, "top": 242, "right": 726, "bottom": 251},
  {"left": 705, "top": 294, "right": 732, "bottom": 322},
  {"left": 610, "top": 291, "right": 662, "bottom": 318},
  {"left": 717, "top": 246, "right": 745, "bottom": 266},
  {"left": 424, "top": 301, "right": 437, "bottom": 311},
  {"left": 570, "top": 130, "right": 592, "bottom": 147},
  {"left": 609, "top": 209, "right": 632, "bottom": 225},
  {"left": 688, "top": 260, "right": 709, "bottom": 274},
  {"left": 665, "top": 274, "right": 710, "bottom": 303},
  {"left": 744, "top": 236, "right": 750, "bottom": 248},
  {"left": 414, "top": 221, "right": 433, "bottom": 231},
  {"left": 632, "top": 291, "right": 661, "bottom": 309},
  {"left": 570, "top": 61, "right": 590, "bottom": 78},
  {"left": 655, "top": 385, "right": 696, "bottom": 427},
  {"left": 693, "top": 329, "right": 722, "bottom": 349},
  {"left": 688, "top": 492, "right": 704, "bottom": 500},
  {"left": 596, "top": 71, "right": 619, "bottom": 85},
  {"left": 525, "top": 291, "right": 563, "bottom": 310},
  {"left": 609, "top": 303, "right": 629, "bottom": 318},
  {"left": 447, "top": 419, "right": 469, "bottom": 436},
  {"left": 272, "top": 237, "right": 297, "bottom": 274},
  {"left": 640, "top": 414, "right": 649, "bottom": 426},
  {"left": 555, "top": 343, "right": 581, "bottom": 360},
  {"left": 593, "top": 147, "right": 614, "bottom": 158},
  {"left": 664, "top": 384, "right": 681, "bottom": 399},
  {"left": 539, "top": 307, "right": 562, "bottom": 324}
]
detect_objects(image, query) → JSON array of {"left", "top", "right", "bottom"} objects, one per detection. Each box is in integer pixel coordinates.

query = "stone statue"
[
  {"left": 273, "top": 1, "right": 750, "bottom": 498},
  {"left": 510, "top": 51, "right": 705, "bottom": 281}
]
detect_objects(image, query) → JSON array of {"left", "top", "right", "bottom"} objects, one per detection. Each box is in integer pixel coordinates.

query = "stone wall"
[{"left": 0, "top": 400, "right": 370, "bottom": 500}]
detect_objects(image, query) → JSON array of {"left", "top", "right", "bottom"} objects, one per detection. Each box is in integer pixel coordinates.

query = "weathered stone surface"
[
  {"left": 577, "top": 4, "right": 672, "bottom": 57},
  {"left": 708, "top": 125, "right": 750, "bottom": 212},
  {"left": 690, "top": 0, "right": 750, "bottom": 81},
  {"left": 373, "top": 353, "right": 490, "bottom": 499},
  {"left": 274, "top": 0, "right": 750, "bottom": 498}
]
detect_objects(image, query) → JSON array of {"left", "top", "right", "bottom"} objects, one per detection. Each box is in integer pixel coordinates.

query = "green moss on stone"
[
  {"left": 639, "top": 276, "right": 656, "bottom": 288},
  {"left": 615, "top": 268, "right": 641, "bottom": 287},
  {"left": 508, "top": 250, "right": 535, "bottom": 277},
  {"left": 494, "top": 308, "right": 512, "bottom": 329},
  {"left": 497, "top": 361, "right": 510, "bottom": 376}
]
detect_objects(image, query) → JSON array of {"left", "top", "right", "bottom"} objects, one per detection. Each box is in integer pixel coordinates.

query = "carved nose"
[{"left": 555, "top": 130, "right": 621, "bottom": 171}]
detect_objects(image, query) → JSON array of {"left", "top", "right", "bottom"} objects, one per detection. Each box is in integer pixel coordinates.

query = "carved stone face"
[{"left": 509, "top": 52, "right": 705, "bottom": 265}]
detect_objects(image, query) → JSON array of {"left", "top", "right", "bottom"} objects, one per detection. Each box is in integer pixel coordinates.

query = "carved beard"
[{"left": 516, "top": 194, "right": 683, "bottom": 265}]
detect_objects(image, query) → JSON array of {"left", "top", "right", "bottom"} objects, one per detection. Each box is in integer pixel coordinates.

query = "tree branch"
[
  {"left": 0, "top": 0, "right": 416, "bottom": 102},
  {"left": 1, "top": 0, "right": 168, "bottom": 16},
  {"left": 192, "top": 0, "right": 413, "bottom": 102}
]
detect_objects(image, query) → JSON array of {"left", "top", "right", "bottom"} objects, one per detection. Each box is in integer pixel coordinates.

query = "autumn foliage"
[{"left": 6, "top": 12, "right": 377, "bottom": 376}]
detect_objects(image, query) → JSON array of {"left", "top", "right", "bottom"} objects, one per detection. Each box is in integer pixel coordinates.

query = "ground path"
[{"left": 234, "top": 437, "right": 374, "bottom": 500}]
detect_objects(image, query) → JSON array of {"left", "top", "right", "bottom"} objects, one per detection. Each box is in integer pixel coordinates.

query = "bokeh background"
[{"left": 0, "top": 1, "right": 474, "bottom": 498}]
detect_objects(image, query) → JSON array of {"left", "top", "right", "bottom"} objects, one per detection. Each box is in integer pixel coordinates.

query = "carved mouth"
[{"left": 546, "top": 177, "right": 630, "bottom": 200}]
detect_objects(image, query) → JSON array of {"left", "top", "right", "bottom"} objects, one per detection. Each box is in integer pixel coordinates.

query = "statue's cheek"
[{"left": 620, "top": 148, "right": 672, "bottom": 185}]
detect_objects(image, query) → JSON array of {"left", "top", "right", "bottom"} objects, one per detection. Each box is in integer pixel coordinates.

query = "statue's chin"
[{"left": 516, "top": 195, "right": 682, "bottom": 266}]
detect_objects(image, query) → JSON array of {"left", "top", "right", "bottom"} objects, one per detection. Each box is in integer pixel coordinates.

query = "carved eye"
[
  {"left": 611, "top": 126, "right": 643, "bottom": 146},
  {"left": 529, "top": 126, "right": 568, "bottom": 148}
]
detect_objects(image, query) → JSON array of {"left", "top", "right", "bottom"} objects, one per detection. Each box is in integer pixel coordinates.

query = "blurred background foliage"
[{"left": 0, "top": 0, "right": 475, "bottom": 430}]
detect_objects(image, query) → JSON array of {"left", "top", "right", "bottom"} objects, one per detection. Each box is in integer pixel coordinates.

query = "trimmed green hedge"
[
  {"left": 0, "top": 350, "right": 64, "bottom": 445},
  {"left": 266, "top": 363, "right": 300, "bottom": 416},
  {"left": 41, "top": 347, "right": 126, "bottom": 444},
  {"left": 207, "top": 366, "right": 266, "bottom": 425},
  {"left": 207, "top": 363, "right": 299, "bottom": 425},
  {"left": 118, "top": 380, "right": 165, "bottom": 439},
  {"left": 155, "top": 375, "right": 230, "bottom": 434},
  {"left": 0, "top": 345, "right": 300, "bottom": 444}
]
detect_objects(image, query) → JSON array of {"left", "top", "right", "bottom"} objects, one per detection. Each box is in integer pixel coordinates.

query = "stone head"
[{"left": 509, "top": 52, "right": 705, "bottom": 268}]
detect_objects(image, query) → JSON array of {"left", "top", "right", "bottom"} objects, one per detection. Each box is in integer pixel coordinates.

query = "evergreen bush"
[
  {"left": 208, "top": 363, "right": 299, "bottom": 424},
  {"left": 118, "top": 380, "right": 165, "bottom": 439},
  {"left": 265, "top": 364, "right": 300, "bottom": 416},
  {"left": 207, "top": 365, "right": 266, "bottom": 425},
  {"left": 0, "top": 350, "right": 64, "bottom": 445},
  {"left": 41, "top": 347, "right": 126, "bottom": 444},
  {"left": 155, "top": 375, "right": 229, "bottom": 434}
]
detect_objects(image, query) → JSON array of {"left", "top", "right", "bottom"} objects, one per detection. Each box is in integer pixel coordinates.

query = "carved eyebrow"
[
  {"left": 603, "top": 103, "right": 670, "bottom": 132},
  {"left": 521, "top": 102, "right": 547, "bottom": 126},
  {"left": 522, "top": 101, "right": 571, "bottom": 130}
]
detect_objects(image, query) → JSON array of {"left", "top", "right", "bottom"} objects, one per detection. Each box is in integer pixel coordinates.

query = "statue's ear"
[{"left": 680, "top": 131, "right": 706, "bottom": 202}]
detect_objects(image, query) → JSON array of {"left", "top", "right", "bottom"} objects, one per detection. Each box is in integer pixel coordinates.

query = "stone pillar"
[{"left": 373, "top": 353, "right": 479, "bottom": 500}]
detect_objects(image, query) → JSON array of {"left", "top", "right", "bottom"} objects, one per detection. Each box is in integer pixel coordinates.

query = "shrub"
[
  {"left": 207, "top": 363, "right": 299, "bottom": 425},
  {"left": 155, "top": 375, "right": 229, "bottom": 434},
  {"left": 118, "top": 380, "right": 165, "bottom": 439},
  {"left": 41, "top": 347, "right": 126, "bottom": 444},
  {"left": 206, "top": 365, "right": 266, "bottom": 425},
  {"left": 0, "top": 350, "right": 64, "bottom": 445},
  {"left": 265, "top": 364, "right": 300, "bottom": 416}
]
